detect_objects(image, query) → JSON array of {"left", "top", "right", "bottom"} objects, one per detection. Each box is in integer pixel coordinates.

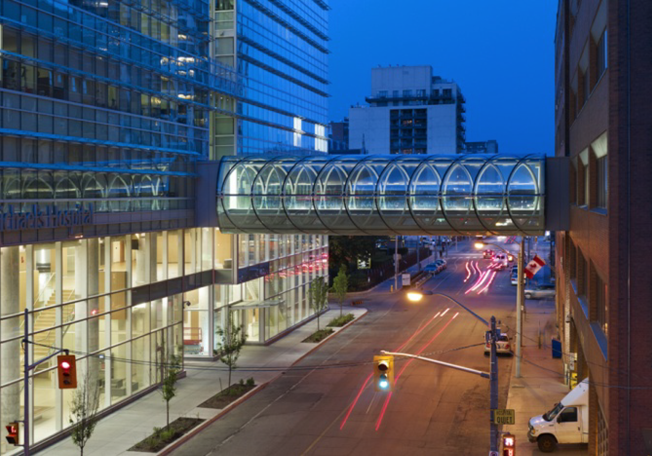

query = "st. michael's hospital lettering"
[{"left": 0, "top": 204, "right": 93, "bottom": 232}]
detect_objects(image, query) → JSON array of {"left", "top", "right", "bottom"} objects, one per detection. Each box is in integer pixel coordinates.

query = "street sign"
[
  {"left": 402, "top": 273, "right": 411, "bottom": 286},
  {"left": 357, "top": 256, "right": 371, "bottom": 270},
  {"left": 492, "top": 409, "right": 515, "bottom": 425}
]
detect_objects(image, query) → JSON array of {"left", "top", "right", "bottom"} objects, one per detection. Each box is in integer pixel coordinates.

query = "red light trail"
[
  {"left": 340, "top": 309, "right": 444, "bottom": 430},
  {"left": 477, "top": 270, "right": 497, "bottom": 294},
  {"left": 375, "top": 314, "right": 457, "bottom": 431},
  {"left": 464, "top": 261, "right": 472, "bottom": 282}
]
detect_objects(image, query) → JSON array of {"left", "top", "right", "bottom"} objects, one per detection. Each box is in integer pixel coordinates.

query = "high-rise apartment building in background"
[
  {"left": 0, "top": 0, "right": 329, "bottom": 452},
  {"left": 555, "top": 0, "right": 652, "bottom": 453},
  {"left": 465, "top": 140, "right": 499, "bottom": 155},
  {"left": 349, "top": 65, "right": 466, "bottom": 155}
]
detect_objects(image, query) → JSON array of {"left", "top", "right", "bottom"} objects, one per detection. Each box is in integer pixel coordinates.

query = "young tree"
[
  {"left": 308, "top": 276, "right": 329, "bottom": 331},
  {"left": 332, "top": 267, "right": 349, "bottom": 317},
  {"left": 216, "top": 310, "right": 248, "bottom": 390},
  {"left": 69, "top": 371, "right": 100, "bottom": 456},
  {"left": 160, "top": 352, "right": 181, "bottom": 430}
]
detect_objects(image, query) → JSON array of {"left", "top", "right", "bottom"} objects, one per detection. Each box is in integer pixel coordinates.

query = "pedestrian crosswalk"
[{"left": 448, "top": 253, "right": 483, "bottom": 258}]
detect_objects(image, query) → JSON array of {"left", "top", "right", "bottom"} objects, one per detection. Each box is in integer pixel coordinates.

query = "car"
[
  {"left": 434, "top": 259, "right": 447, "bottom": 271},
  {"left": 511, "top": 269, "right": 519, "bottom": 285},
  {"left": 483, "top": 249, "right": 494, "bottom": 259},
  {"left": 494, "top": 253, "right": 509, "bottom": 268},
  {"left": 484, "top": 331, "right": 512, "bottom": 355},
  {"left": 424, "top": 263, "right": 440, "bottom": 274},
  {"left": 524, "top": 284, "right": 556, "bottom": 299}
]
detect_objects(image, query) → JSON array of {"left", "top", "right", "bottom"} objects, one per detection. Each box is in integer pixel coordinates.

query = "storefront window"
[
  {"left": 34, "top": 243, "right": 56, "bottom": 309},
  {"left": 214, "top": 230, "right": 233, "bottom": 269},
  {"left": 182, "top": 286, "right": 211, "bottom": 356},
  {"left": 110, "top": 237, "right": 128, "bottom": 291},
  {"left": 167, "top": 230, "right": 181, "bottom": 279}
]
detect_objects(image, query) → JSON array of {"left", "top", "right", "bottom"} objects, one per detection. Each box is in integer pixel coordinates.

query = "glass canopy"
[{"left": 216, "top": 154, "right": 546, "bottom": 235}]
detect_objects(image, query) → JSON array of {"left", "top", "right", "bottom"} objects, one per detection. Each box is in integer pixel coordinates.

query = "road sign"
[
  {"left": 492, "top": 409, "right": 515, "bottom": 425},
  {"left": 402, "top": 273, "right": 411, "bottom": 286},
  {"left": 357, "top": 256, "right": 371, "bottom": 270}
]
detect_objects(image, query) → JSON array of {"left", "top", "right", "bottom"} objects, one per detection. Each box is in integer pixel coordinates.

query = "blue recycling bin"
[{"left": 551, "top": 338, "right": 562, "bottom": 358}]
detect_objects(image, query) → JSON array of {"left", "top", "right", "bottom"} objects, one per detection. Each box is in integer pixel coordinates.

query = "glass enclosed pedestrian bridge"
[{"left": 215, "top": 154, "right": 566, "bottom": 236}]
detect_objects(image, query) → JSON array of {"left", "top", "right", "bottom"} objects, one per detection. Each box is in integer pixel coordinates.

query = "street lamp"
[
  {"left": 406, "top": 291, "right": 424, "bottom": 302},
  {"left": 474, "top": 239, "right": 526, "bottom": 378}
]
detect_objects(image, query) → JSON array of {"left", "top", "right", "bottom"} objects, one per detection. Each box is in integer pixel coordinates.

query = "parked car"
[
  {"left": 484, "top": 330, "right": 512, "bottom": 355},
  {"left": 424, "top": 263, "right": 440, "bottom": 274},
  {"left": 528, "top": 379, "right": 589, "bottom": 452},
  {"left": 524, "top": 284, "right": 556, "bottom": 299},
  {"left": 434, "top": 259, "right": 447, "bottom": 271},
  {"left": 511, "top": 268, "right": 519, "bottom": 286}
]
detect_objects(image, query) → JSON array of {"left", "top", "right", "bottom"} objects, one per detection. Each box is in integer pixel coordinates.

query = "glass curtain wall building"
[{"left": 0, "top": 0, "right": 329, "bottom": 452}]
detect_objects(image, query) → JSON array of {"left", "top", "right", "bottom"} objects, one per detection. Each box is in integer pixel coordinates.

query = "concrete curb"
[
  {"left": 157, "top": 308, "right": 368, "bottom": 455},
  {"left": 158, "top": 381, "right": 270, "bottom": 456},
  {"left": 291, "top": 308, "right": 368, "bottom": 367}
]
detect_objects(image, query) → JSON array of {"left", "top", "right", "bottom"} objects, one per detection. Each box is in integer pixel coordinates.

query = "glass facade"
[
  {"left": 217, "top": 154, "right": 546, "bottom": 236},
  {"left": 0, "top": 236, "right": 184, "bottom": 454},
  {"left": 212, "top": 0, "right": 329, "bottom": 158},
  {"left": 0, "top": 0, "right": 330, "bottom": 452}
]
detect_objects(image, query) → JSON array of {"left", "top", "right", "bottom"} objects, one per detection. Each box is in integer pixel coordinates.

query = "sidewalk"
[
  {"left": 43, "top": 306, "right": 367, "bottom": 456},
  {"left": 504, "top": 299, "right": 587, "bottom": 454}
]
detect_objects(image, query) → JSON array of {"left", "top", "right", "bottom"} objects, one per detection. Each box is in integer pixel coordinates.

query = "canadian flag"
[{"left": 524, "top": 255, "right": 546, "bottom": 279}]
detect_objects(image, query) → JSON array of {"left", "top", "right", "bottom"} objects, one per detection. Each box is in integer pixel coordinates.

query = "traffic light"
[
  {"left": 57, "top": 354, "right": 77, "bottom": 389},
  {"left": 5, "top": 422, "right": 19, "bottom": 446},
  {"left": 373, "top": 355, "right": 394, "bottom": 392},
  {"left": 502, "top": 433, "right": 515, "bottom": 456}
]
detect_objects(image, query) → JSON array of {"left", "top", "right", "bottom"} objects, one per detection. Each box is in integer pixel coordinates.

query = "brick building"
[{"left": 555, "top": 0, "right": 652, "bottom": 454}]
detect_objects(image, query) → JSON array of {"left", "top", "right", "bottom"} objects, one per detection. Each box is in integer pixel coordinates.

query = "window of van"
[{"left": 558, "top": 407, "right": 578, "bottom": 423}]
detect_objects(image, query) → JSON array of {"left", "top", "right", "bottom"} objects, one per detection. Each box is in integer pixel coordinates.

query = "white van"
[{"left": 528, "top": 378, "right": 589, "bottom": 452}]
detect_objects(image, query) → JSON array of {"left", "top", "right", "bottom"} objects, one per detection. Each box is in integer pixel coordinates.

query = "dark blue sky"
[{"left": 328, "top": 1, "right": 558, "bottom": 155}]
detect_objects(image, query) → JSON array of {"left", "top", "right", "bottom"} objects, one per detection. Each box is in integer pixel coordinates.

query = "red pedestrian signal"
[
  {"left": 5, "top": 422, "right": 19, "bottom": 446},
  {"left": 57, "top": 355, "right": 77, "bottom": 389},
  {"left": 502, "top": 433, "right": 515, "bottom": 456}
]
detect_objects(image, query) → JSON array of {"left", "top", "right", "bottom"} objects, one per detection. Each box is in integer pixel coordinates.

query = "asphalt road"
[{"left": 172, "top": 239, "right": 524, "bottom": 456}]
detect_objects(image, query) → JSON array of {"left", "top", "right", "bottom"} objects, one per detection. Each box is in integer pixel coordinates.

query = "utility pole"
[
  {"left": 394, "top": 236, "right": 399, "bottom": 291},
  {"left": 516, "top": 237, "right": 525, "bottom": 378},
  {"left": 416, "top": 237, "right": 421, "bottom": 272}
]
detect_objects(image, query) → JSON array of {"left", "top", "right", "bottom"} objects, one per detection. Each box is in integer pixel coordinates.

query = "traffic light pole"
[
  {"left": 23, "top": 308, "right": 28, "bottom": 455},
  {"left": 489, "top": 316, "right": 499, "bottom": 455},
  {"left": 21, "top": 308, "right": 70, "bottom": 455}
]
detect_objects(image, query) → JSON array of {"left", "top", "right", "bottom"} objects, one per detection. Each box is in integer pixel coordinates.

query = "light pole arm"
[{"left": 381, "top": 350, "right": 490, "bottom": 378}]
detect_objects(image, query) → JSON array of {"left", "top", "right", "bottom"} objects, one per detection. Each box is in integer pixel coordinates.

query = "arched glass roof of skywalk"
[{"left": 216, "top": 154, "right": 545, "bottom": 235}]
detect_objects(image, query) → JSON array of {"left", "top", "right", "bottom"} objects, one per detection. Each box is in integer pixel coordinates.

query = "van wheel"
[
  {"left": 537, "top": 435, "right": 557, "bottom": 453},
  {"left": 525, "top": 293, "right": 533, "bottom": 299}
]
